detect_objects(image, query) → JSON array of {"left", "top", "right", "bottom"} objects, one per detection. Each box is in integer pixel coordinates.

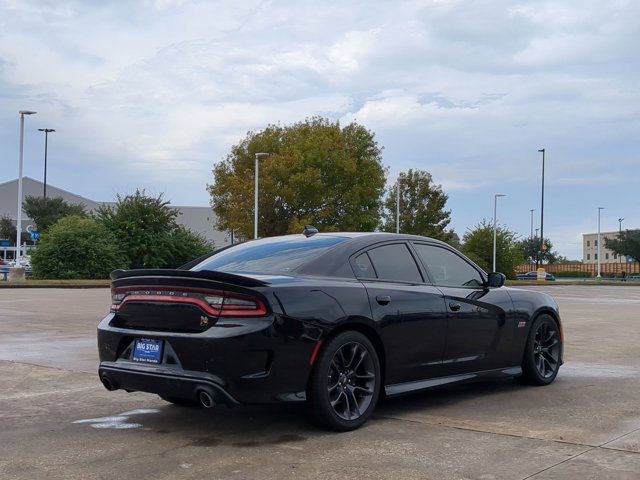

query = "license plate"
[{"left": 132, "top": 338, "right": 163, "bottom": 364}]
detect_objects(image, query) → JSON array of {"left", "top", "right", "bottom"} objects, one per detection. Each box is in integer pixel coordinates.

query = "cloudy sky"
[{"left": 1, "top": 0, "right": 638, "bottom": 258}]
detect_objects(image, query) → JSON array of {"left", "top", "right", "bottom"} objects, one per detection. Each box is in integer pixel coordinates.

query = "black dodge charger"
[{"left": 97, "top": 230, "right": 563, "bottom": 431}]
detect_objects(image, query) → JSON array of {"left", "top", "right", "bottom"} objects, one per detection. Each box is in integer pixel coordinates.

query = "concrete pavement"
[{"left": 1, "top": 286, "right": 639, "bottom": 479}]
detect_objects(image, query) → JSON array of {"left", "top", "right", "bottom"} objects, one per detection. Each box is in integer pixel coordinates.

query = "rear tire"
[
  {"left": 159, "top": 395, "right": 200, "bottom": 407},
  {"left": 520, "top": 314, "right": 562, "bottom": 385},
  {"left": 307, "top": 331, "right": 381, "bottom": 431}
]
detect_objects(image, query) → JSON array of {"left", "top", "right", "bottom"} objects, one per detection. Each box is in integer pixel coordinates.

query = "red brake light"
[
  {"left": 110, "top": 287, "right": 267, "bottom": 317},
  {"left": 205, "top": 293, "right": 267, "bottom": 316}
]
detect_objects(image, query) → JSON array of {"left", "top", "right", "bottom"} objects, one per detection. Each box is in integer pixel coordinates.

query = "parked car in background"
[
  {"left": 98, "top": 231, "right": 563, "bottom": 431},
  {"left": 10, "top": 256, "right": 32, "bottom": 276},
  {"left": 517, "top": 271, "right": 556, "bottom": 281}
]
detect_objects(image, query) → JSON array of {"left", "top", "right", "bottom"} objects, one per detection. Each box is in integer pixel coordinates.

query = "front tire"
[
  {"left": 307, "top": 331, "right": 381, "bottom": 431},
  {"left": 520, "top": 314, "right": 562, "bottom": 385}
]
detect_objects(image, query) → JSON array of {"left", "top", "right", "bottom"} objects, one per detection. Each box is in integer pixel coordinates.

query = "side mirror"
[{"left": 487, "top": 272, "right": 506, "bottom": 288}]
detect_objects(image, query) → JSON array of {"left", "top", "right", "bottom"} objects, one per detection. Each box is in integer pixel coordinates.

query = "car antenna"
[{"left": 303, "top": 225, "right": 318, "bottom": 237}]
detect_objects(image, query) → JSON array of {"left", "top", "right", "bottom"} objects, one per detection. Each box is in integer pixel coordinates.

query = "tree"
[
  {"left": 461, "top": 220, "right": 524, "bottom": 278},
  {"left": 23, "top": 196, "right": 86, "bottom": 232},
  {"left": 382, "top": 169, "right": 455, "bottom": 243},
  {"left": 517, "top": 236, "right": 557, "bottom": 265},
  {"left": 0, "top": 215, "right": 30, "bottom": 245},
  {"left": 208, "top": 117, "right": 387, "bottom": 238},
  {"left": 30, "top": 216, "right": 124, "bottom": 279},
  {"left": 95, "top": 190, "right": 211, "bottom": 269},
  {"left": 606, "top": 229, "right": 640, "bottom": 262},
  {"left": 0, "top": 216, "right": 15, "bottom": 241}
]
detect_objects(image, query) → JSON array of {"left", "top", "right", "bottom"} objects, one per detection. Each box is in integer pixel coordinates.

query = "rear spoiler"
[{"left": 109, "top": 269, "right": 268, "bottom": 288}]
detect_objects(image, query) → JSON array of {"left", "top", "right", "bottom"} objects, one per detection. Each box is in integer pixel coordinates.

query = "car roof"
[{"left": 305, "top": 231, "right": 451, "bottom": 245}]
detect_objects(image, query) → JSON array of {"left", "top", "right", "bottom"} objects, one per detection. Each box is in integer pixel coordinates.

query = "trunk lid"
[{"left": 109, "top": 269, "right": 271, "bottom": 333}]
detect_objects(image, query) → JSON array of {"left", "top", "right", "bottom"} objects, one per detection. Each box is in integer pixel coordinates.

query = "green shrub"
[
  {"left": 95, "top": 190, "right": 212, "bottom": 269},
  {"left": 31, "top": 216, "right": 124, "bottom": 279}
]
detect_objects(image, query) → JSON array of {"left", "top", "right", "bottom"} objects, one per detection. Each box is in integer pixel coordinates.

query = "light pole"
[
  {"left": 529, "top": 209, "right": 535, "bottom": 270},
  {"left": 597, "top": 207, "right": 604, "bottom": 278},
  {"left": 16, "top": 110, "right": 37, "bottom": 262},
  {"left": 396, "top": 177, "right": 401, "bottom": 234},
  {"left": 38, "top": 128, "right": 55, "bottom": 198},
  {"left": 618, "top": 217, "right": 624, "bottom": 264},
  {"left": 529, "top": 209, "right": 535, "bottom": 238},
  {"left": 492, "top": 194, "right": 506, "bottom": 272},
  {"left": 537, "top": 148, "right": 545, "bottom": 269},
  {"left": 254, "top": 152, "right": 269, "bottom": 239}
]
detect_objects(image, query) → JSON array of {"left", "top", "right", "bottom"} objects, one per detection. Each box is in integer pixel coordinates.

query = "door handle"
[
  {"left": 376, "top": 295, "right": 391, "bottom": 305},
  {"left": 449, "top": 302, "right": 461, "bottom": 312}
]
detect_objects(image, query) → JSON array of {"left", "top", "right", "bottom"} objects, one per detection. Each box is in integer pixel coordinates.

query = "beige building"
[
  {"left": 583, "top": 231, "right": 631, "bottom": 264},
  {"left": 0, "top": 177, "right": 229, "bottom": 247}
]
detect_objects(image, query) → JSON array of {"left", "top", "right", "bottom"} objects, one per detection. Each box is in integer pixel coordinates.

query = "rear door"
[
  {"left": 352, "top": 242, "right": 447, "bottom": 384},
  {"left": 412, "top": 243, "right": 514, "bottom": 374}
]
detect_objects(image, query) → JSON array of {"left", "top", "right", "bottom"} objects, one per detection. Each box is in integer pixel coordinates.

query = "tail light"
[{"left": 110, "top": 287, "right": 267, "bottom": 317}]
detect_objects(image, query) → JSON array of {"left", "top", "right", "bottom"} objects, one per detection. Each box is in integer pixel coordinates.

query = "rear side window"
[
  {"left": 413, "top": 244, "right": 483, "bottom": 287},
  {"left": 192, "top": 236, "right": 347, "bottom": 275},
  {"left": 353, "top": 253, "right": 376, "bottom": 278},
  {"left": 365, "top": 243, "right": 423, "bottom": 283}
]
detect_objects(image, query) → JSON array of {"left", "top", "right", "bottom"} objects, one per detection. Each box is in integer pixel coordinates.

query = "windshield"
[{"left": 192, "top": 235, "right": 348, "bottom": 275}]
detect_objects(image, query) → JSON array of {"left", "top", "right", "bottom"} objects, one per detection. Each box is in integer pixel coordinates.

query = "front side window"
[
  {"left": 413, "top": 244, "right": 483, "bottom": 287},
  {"left": 364, "top": 243, "right": 423, "bottom": 283}
]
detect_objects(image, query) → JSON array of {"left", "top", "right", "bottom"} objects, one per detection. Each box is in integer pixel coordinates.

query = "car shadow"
[{"left": 124, "top": 376, "right": 528, "bottom": 442}]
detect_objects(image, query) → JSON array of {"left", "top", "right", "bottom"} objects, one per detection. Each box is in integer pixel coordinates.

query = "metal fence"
[{"left": 516, "top": 262, "right": 640, "bottom": 276}]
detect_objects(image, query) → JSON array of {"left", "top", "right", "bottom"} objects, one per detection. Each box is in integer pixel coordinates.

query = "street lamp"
[
  {"left": 529, "top": 209, "right": 535, "bottom": 270},
  {"left": 16, "top": 110, "right": 37, "bottom": 262},
  {"left": 537, "top": 148, "right": 545, "bottom": 269},
  {"left": 597, "top": 207, "right": 604, "bottom": 278},
  {"left": 37, "top": 128, "right": 55, "bottom": 198},
  {"left": 529, "top": 209, "right": 535, "bottom": 238},
  {"left": 618, "top": 217, "right": 624, "bottom": 264},
  {"left": 396, "top": 176, "right": 401, "bottom": 234},
  {"left": 254, "top": 152, "right": 270, "bottom": 239},
  {"left": 492, "top": 194, "right": 506, "bottom": 272}
]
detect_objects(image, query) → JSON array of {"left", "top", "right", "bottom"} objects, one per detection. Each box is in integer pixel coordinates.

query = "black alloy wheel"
[
  {"left": 521, "top": 314, "right": 562, "bottom": 385},
  {"left": 328, "top": 341, "right": 376, "bottom": 421},
  {"left": 307, "top": 331, "right": 381, "bottom": 431}
]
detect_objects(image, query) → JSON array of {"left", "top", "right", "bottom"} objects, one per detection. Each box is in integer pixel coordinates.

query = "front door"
[
  {"left": 411, "top": 243, "right": 513, "bottom": 374},
  {"left": 352, "top": 243, "right": 447, "bottom": 384}
]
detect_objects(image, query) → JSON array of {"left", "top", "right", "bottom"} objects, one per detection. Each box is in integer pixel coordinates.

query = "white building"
[
  {"left": 0, "top": 177, "right": 229, "bottom": 247},
  {"left": 582, "top": 231, "right": 633, "bottom": 264}
]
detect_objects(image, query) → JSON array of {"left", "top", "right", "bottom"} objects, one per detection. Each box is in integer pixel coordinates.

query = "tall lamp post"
[
  {"left": 597, "top": 207, "right": 604, "bottom": 278},
  {"left": 537, "top": 148, "right": 545, "bottom": 269},
  {"left": 396, "top": 177, "right": 401, "bottom": 234},
  {"left": 16, "top": 110, "right": 37, "bottom": 262},
  {"left": 618, "top": 217, "right": 624, "bottom": 264},
  {"left": 492, "top": 194, "right": 506, "bottom": 272},
  {"left": 529, "top": 209, "right": 535, "bottom": 238},
  {"left": 529, "top": 209, "right": 535, "bottom": 270},
  {"left": 254, "top": 152, "right": 270, "bottom": 239},
  {"left": 37, "top": 128, "right": 55, "bottom": 198}
]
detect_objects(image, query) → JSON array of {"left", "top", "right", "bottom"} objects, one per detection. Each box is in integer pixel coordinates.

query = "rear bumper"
[
  {"left": 97, "top": 312, "right": 322, "bottom": 404},
  {"left": 98, "top": 363, "right": 239, "bottom": 406}
]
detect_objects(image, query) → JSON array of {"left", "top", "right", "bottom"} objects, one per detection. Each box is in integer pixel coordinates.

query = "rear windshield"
[{"left": 192, "top": 235, "right": 347, "bottom": 275}]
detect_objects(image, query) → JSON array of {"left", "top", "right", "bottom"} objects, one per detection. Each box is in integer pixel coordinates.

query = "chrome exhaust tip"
[
  {"left": 197, "top": 389, "right": 215, "bottom": 408},
  {"left": 100, "top": 375, "right": 117, "bottom": 391}
]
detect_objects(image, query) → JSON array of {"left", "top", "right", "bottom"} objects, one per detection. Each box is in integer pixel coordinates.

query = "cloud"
[{"left": 0, "top": 0, "right": 638, "bottom": 259}]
